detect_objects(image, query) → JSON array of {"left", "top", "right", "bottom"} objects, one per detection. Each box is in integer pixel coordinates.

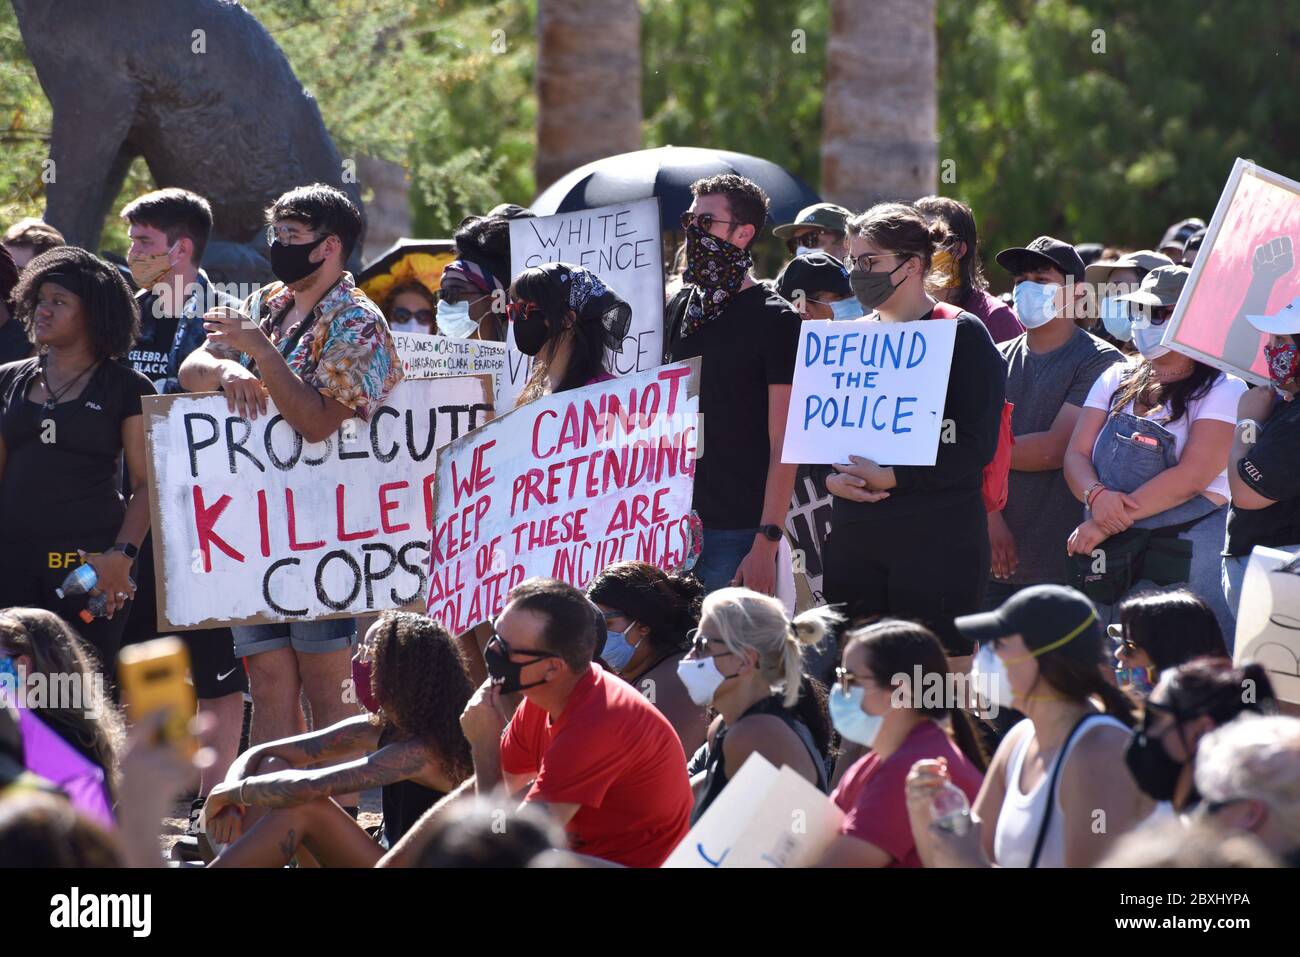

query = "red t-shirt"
[
  {"left": 830, "top": 720, "right": 983, "bottom": 868},
  {"left": 499, "top": 664, "right": 693, "bottom": 867}
]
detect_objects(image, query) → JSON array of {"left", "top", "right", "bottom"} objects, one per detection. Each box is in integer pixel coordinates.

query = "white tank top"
[{"left": 993, "top": 714, "right": 1129, "bottom": 868}]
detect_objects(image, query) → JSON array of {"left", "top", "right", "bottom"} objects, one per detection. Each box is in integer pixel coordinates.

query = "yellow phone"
[{"left": 118, "top": 637, "right": 197, "bottom": 757}]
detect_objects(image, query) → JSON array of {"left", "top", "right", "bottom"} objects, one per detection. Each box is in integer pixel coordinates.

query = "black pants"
[{"left": 822, "top": 498, "right": 990, "bottom": 656}]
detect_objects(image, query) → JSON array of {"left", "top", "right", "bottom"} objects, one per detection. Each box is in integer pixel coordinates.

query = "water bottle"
[
  {"left": 931, "top": 776, "right": 972, "bottom": 835},
  {"left": 55, "top": 563, "right": 98, "bottom": 600},
  {"left": 79, "top": 577, "right": 136, "bottom": 624}
]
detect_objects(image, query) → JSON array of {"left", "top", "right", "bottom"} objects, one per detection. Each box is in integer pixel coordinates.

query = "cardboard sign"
[
  {"left": 143, "top": 376, "right": 492, "bottom": 630},
  {"left": 1234, "top": 545, "right": 1300, "bottom": 705},
  {"left": 509, "top": 197, "right": 665, "bottom": 376},
  {"left": 425, "top": 360, "right": 699, "bottom": 636},
  {"left": 1164, "top": 159, "right": 1300, "bottom": 386},
  {"left": 785, "top": 465, "right": 833, "bottom": 607},
  {"left": 662, "top": 753, "right": 843, "bottom": 868},
  {"left": 391, "top": 331, "right": 527, "bottom": 411},
  {"left": 782, "top": 318, "right": 958, "bottom": 466}
]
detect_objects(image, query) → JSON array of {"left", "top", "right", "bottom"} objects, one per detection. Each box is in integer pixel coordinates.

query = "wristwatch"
[
  {"left": 111, "top": 542, "right": 139, "bottom": 560},
  {"left": 758, "top": 524, "right": 784, "bottom": 543}
]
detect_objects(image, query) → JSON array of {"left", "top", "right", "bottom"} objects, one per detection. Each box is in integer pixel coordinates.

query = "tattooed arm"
[
  {"left": 232, "top": 738, "right": 434, "bottom": 810},
  {"left": 224, "top": 715, "right": 382, "bottom": 785}
]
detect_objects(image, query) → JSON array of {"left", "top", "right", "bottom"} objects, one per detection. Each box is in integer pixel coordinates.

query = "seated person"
[
  {"left": 202, "top": 611, "right": 474, "bottom": 867},
  {"left": 1109, "top": 588, "right": 1228, "bottom": 697}
]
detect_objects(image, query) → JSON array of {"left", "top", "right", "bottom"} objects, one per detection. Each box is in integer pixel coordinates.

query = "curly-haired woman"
[
  {"left": 0, "top": 247, "right": 153, "bottom": 670},
  {"left": 203, "top": 611, "right": 475, "bottom": 867}
]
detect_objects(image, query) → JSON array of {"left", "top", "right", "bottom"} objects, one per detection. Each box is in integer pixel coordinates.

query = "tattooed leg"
[{"left": 210, "top": 798, "right": 382, "bottom": 868}]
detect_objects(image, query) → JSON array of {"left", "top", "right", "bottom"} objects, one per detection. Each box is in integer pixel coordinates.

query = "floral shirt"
[{"left": 204, "top": 272, "right": 402, "bottom": 420}]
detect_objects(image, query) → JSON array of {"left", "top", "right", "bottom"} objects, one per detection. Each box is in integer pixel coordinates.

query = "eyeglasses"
[
  {"left": 686, "top": 628, "right": 734, "bottom": 660},
  {"left": 392, "top": 307, "right": 434, "bottom": 326},
  {"left": 266, "top": 224, "right": 321, "bottom": 246},
  {"left": 850, "top": 251, "right": 906, "bottom": 272},
  {"left": 680, "top": 211, "right": 741, "bottom": 232}
]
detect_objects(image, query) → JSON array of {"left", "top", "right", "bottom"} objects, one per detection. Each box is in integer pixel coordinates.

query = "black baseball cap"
[
  {"left": 995, "top": 236, "right": 1086, "bottom": 285},
  {"left": 1159, "top": 217, "right": 1206, "bottom": 254},
  {"left": 955, "top": 584, "right": 1103, "bottom": 656},
  {"left": 775, "top": 252, "right": 852, "bottom": 302}
]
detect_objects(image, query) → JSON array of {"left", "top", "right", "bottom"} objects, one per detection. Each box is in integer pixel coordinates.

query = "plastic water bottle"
[
  {"left": 55, "top": 564, "right": 98, "bottom": 600},
  {"left": 79, "top": 577, "right": 136, "bottom": 624},
  {"left": 931, "top": 777, "right": 972, "bottom": 835}
]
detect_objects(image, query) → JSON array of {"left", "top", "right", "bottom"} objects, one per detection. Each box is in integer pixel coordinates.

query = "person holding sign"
[
  {"left": 179, "top": 184, "right": 403, "bottom": 757},
  {"left": 823, "top": 204, "right": 1006, "bottom": 656}
]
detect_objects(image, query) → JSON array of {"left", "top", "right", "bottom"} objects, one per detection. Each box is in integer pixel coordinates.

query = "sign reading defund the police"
[
  {"left": 781, "top": 319, "right": 958, "bottom": 466},
  {"left": 143, "top": 377, "right": 492, "bottom": 630},
  {"left": 426, "top": 359, "right": 700, "bottom": 636}
]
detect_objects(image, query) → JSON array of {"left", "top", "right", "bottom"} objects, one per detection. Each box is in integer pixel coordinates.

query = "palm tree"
[
  {"left": 534, "top": 0, "right": 643, "bottom": 193},
  {"left": 820, "top": 0, "right": 937, "bottom": 209}
]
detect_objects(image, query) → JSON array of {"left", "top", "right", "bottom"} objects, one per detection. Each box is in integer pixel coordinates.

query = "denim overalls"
[{"left": 1089, "top": 409, "right": 1233, "bottom": 635}]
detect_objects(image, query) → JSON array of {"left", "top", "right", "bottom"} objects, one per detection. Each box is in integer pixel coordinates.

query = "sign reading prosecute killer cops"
[
  {"left": 426, "top": 359, "right": 700, "bottom": 636},
  {"left": 144, "top": 376, "right": 492, "bottom": 630}
]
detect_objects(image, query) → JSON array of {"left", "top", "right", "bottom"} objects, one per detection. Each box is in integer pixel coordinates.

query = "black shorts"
[{"left": 121, "top": 536, "right": 248, "bottom": 700}]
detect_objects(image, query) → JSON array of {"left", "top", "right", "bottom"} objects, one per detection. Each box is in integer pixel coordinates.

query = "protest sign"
[
  {"left": 391, "top": 331, "right": 527, "bottom": 411},
  {"left": 425, "top": 359, "right": 699, "bottom": 636},
  {"left": 509, "top": 197, "right": 664, "bottom": 376},
  {"left": 1164, "top": 159, "right": 1300, "bottom": 386},
  {"left": 143, "top": 376, "right": 492, "bottom": 630},
  {"left": 782, "top": 318, "right": 958, "bottom": 465},
  {"left": 1234, "top": 545, "right": 1300, "bottom": 705},
  {"left": 784, "top": 465, "right": 833, "bottom": 607},
  {"left": 663, "top": 753, "right": 843, "bottom": 869}
]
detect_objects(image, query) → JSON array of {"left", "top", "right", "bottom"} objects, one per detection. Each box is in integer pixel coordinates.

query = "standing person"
[
  {"left": 0, "top": 246, "right": 30, "bottom": 365},
  {"left": 178, "top": 184, "right": 402, "bottom": 764},
  {"left": 383, "top": 282, "right": 438, "bottom": 334},
  {"left": 823, "top": 203, "right": 1006, "bottom": 656},
  {"left": 986, "top": 236, "right": 1123, "bottom": 605},
  {"left": 914, "top": 196, "right": 1022, "bottom": 344},
  {"left": 771, "top": 202, "right": 853, "bottom": 262},
  {"left": 665, "top": 174, "right": 802, "bottom": 596},
  {"left": 440, "top": 207, "right": 531, "bottom": 342},
  {"left": 0, "top": 247, "right": 152, "bottom": 669},
  {"left": 1063, "top": 266, "right": 1246, "bottom": 634},
  {"left": 1222, "top": 299, "right": 1300, "bottom": 616},
  {"left": 1083, "top": 249, "right": 1172, "bottom": 351},
  {"left": 117, "top": 187, "right": 247, "bottom": 856},
  {"left": 773, "top": 252, "right": 863, "bottom": 321},
  {"left": 1, "top": 218, "right": 64, "bottom": 271},
  {"left": 508, "top": 262, "right": 631, "bottom": 404}
]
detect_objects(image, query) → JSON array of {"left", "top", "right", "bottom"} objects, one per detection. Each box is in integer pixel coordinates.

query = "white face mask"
[
  {"left": 390, "top": 318, "right": 424, "bottom": 334},
  {"left": 436, "top": 298, "right": 481, "bottom": 339},
  {"left": 795, "top": 245, "right": 819, "bottom": 258},
  {"left": 1131, "top": 318, "right": 1170, "bottom": 359},
  {"left": 1012, "top": 280, "right": 1061, "bottom": 329},
  {"left": 676, "top": 655, "right": 728, "bottom": 706},
  {"left": 970, "top": 643, "right": 1013, "bottom": 715}
]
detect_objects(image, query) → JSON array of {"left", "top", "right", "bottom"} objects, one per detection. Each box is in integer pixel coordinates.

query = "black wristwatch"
[
  {"left": 758, "top": 524, "right": 784, "bottom": 543},
  {"left": 111, "top": 542, "right": 139, "bottom": 560}
]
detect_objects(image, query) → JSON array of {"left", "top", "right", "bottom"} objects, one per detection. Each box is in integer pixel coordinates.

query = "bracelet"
[
  {"left": 1084, "top": 483, "right": 1105, "bottom": 510},
  {"left": 238, "top": 778, "right": 249, "bottom": 806}
]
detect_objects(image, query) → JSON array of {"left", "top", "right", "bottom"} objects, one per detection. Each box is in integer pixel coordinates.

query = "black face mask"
[
  {"left": 268, "top": 235, "right": 329, "bottom": 285},
  {"left": 483, "top": 638, "right": 557, "bottom": 694},
  {"left": 1124, "top": 722, "right": 1187, "bottom": 802},
  {"left": 512, "top": 309, "right": 551, "bottom": 357}
]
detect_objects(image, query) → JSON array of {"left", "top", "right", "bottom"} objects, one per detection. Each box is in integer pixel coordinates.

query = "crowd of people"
[{"left": 1, "top": 169, "right": 1298, "bottom": 871}]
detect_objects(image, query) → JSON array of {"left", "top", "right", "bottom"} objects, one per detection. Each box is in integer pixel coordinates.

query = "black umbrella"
[{"left": 531, "top": 146, "right": 822, "bottom": 235}]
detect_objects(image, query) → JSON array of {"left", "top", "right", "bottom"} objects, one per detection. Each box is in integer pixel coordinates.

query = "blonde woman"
[{"left": 676, "top": 587, "right": 840, "bottom": 823}]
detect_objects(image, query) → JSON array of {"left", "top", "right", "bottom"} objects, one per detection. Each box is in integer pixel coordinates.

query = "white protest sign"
[
  {"left": 144, "top": 377, "right": 492, "bottom": 630},
  {"left": 782, "top": 318, "right": 958, "bottom": 466},
  {"left": 391, "top": 331, "right": 527, "bottom": 411},
  {"left": 663, "top": 753, "right": 843, "bottom": 869},
  {"left": 1234, "top": 545, "right": 1300, "bottom": 705},
  {"left": 509, "top": 197, "right": 664, "bottom": 376},
  {"left": 425, "top": 360, "right": 699, "bottom": 636}
]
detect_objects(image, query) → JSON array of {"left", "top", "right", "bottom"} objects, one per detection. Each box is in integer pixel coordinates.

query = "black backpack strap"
[{"left": 1028, "top": 713, "right": 1094, "bottom": 868}]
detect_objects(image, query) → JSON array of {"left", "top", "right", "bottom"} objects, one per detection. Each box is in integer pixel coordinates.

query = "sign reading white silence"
[
  {"left": 781, "top": 318, "right": 958, "bottom": 466},
  {"left": 426, "top": 359, "right": 700, "bottom": 636},
  {"left": 509, "top": 197, "right": 664, "bottom": 376},
  {"left": 391, "top": 331, "right": 528, "bottom": 411},
  {"left": 143, "top": 377, "right": 492, "bottom": 631}
]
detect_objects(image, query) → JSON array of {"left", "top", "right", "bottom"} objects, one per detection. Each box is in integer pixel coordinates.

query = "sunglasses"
[
  {"left": 505, "top": 300, "right": 546, "bottom": 323},
  {"left": 685, "top": 628, "right": 736, "bottom": 660},
  {"left": 392, "top": 306, "right": 434, "bottom": 326},
  {"left": 486, "top": 632, "right": 553, "bottom": 661},
  {"left": 681, "top": 211, "right": 741, "bottom": 232}
]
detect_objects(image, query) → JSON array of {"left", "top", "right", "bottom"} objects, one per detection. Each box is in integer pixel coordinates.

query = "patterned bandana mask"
[
  {"left": 681, "top": 223, "right": 753, "bottom": 336},
  {"left": 1265, "top": 340, "right": 1299, "bottom": 397}
]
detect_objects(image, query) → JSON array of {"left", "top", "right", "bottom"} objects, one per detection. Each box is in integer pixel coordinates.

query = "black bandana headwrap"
[{"left": 681, "top": 224, "right": 752, "bottom": 336}]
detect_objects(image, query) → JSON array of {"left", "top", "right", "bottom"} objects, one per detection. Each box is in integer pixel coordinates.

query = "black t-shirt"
[
  {"left": 0, "top": 318, "right": 31, "bottom": 366},
  {"left": 1226, "top": 397, "right": 1300, "bottom": 556},
  {"left": 666, "top": 284, "right": 802, "bottom": 529},
  {"left": 0, "top": 358, "right": 156, "bottom": 542},
  {"left": 127, "top": 294, "right": 179, "bottom": 392}
]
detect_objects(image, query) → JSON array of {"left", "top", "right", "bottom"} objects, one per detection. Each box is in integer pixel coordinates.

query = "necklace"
[{"left": 38, "top": 353, "right": 99, "bottom": 413}]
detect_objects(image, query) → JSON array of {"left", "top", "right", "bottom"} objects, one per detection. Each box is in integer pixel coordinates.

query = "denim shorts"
[{"left": 231, "top": 616, "right": 357, "bottom": 657}]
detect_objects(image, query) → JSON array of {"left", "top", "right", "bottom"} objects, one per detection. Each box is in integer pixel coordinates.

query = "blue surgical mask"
[
  {"left": 1013, "top": 280, "right": 1060, "bottom": 329},
  {"left": 1131, "top": 317, "right": 1170, "bottom": 359},
  {"left": 829, "top": 685, "right": 884, "bottom": 746},
  {"left": 436, "top": 298, "right": 481, "bottom": 339},
  {"left": 600, "top": 621, "right": 640, "bottom": 672},
  {"left": 1100, "top": 296, "right": 1134, "bottom": 341},
  {"left": 830, "top": 297, "right": 865, "bottom": 321},
  {"left": 1116, "top": 666, "right": 1155, "bottom": 695}
]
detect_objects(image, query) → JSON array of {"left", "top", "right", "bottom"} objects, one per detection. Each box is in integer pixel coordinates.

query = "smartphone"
[
  {"left": 118, "top": 637, "right": 197, "bottom": 758},
  {"left": 1131, "top": 433, "right": 1160, "bottom": 449}
]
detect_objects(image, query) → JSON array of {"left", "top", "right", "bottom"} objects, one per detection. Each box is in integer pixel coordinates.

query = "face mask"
[
  {"left": 830, "top": 298, "right": 865, "bottom": 321},
  {"left": 849, "top": 258, "right": 909, "bottom": 312},
  {"left": 970, "top": 642, "right": 1014, "bottom": 714},
  {"left": 683, "top": 224, "right": 752, "bottom": 316},
  {"left": 1012, "top": 280, "right": 1060, "bottom": 329},
  {"left": 1100, "top": 296, "right": 1134, "bottom": 341},
  {"left": 483, "top": 639, "right": 556, "bottom": 695},
  {"left": 511, "top": 307, "right": 551, "bottom": 357},
  {"left": 268, "top": 235, "right": 328, "bottom": 286},
  {"left": 390, "top": 318, "right": 422, "bottom": 334},
  {"left": 436, "top": 298, "right": 481, "bottom": 339},
  {"left": 795, "top": 245, "right": 818, "bottom": 258},
  {"left": 128, "top": 243, "right": 178, "bottom": 289},
  {"left": 1124, "top": 723, "right": 1186, "bottom": 802},
  {"left": 1131, "top": 318, "right": 1170, "bottom": 359},
  {"left": 676, "top": 655, "right": 730, "bottom": 707},
  {"left": 600, "top": 621, "right": 640, "bottom": 672},
  {"left": 1116, "top": 666, "right": 1154, "bottom": 696},
  {"left": 351, "top": 656, "right": 380, "bottom": 715},
  {"left": 929, "top": 248, "right": 962, "bottom": 290},
  {"left": 829, "top": 685, "right": 883, "bottom": 746},
  {"left": 1265, "top": 340, "right": 1299, "bottom": 391}
]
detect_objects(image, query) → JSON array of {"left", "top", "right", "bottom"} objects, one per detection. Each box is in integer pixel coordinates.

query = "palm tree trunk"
[
  {"left": 820, "top": 0, "right": 937, "bottom": 209},
  {"left": 534, "top": 0, "right": 643, "bottom": 194}
]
